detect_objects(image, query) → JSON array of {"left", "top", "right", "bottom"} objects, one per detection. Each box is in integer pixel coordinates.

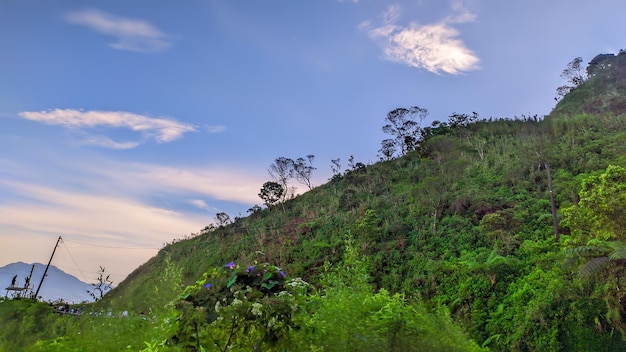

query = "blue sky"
[{"left": 1, "top": 0, "right": 624, "bottom": 283}]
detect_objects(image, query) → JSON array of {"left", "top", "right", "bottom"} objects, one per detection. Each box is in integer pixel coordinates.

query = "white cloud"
[
  {"left": 66, "top": 9, "right": 170, "bottom": 53},
  {"left": 382, "top": 4, "right": 401, "bottom": 24},
  {"left": 18, "top": 109, "right": 197, "bottom": 148},
  {"left": 447, "top": 0, "right": 477, "bottom": 23},
  {"left": 190, "top": 199, "right": 210, "bottom": 210},
  {"left": 206, "top": 125, "right": 226, "bottom": 134},
  {"left": 80, "top": 136, "right": 140, "bottom": 150},
  {"left": 362, "top": 2, "right": 479, "bottom": 75}
]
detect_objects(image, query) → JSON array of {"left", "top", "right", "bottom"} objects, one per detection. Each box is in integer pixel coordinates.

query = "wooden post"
[{"left": 34, "top": 236, "right": 62, "bottom": 300}]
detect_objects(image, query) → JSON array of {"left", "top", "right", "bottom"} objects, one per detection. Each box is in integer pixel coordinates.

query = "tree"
[
  {"left": 87, "top": 266, "right": 113, "bottom": 301},
  {"left": 563, "top": 165, "right": 626, "bottom": 332},
  {"left": 258, "top": 181, "right": 284, "bottom": 208},
  {"left": 562, "top": 165, "right": 626, "bottom": 242},
  {"left": 447, "top": 112, "right": 479, "bottom": 129},
  {"left": 378, "top": 139, "right": 396, "bottom": 161},
  {"left": 293, "top": 155, "right": 316, "bottom": 190},
  {"left": 380, "top": 106, "right": 428, "bottom": 157},
  {"left": 215, "top": 212, "right": 231, "bottom": 227},
  {"left": 330, "top": 158, "right": 342, "bottom": 179},
  {"left": 556, "top": 57, "right": 587, "bottom": 98},
  {"left": 247, "top": 205, "right": 262, "bottom": 215},
  {"left": 268, "top": 157, "right": 294, "bottom": 201},
  {"left": 587, "top": 53, "right": 616, "bottom": 77}
]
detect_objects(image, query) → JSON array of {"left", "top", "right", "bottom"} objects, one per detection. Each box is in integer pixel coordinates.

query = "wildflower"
[
  {"left": 204, "top": 283, "right": 212, "bottom": 289},
  {"left": 251, "top": 302, "right": 263, "bottom": 316},
  {"left": 279, "top": 271, "right": 286, "bottom": 278},
  {"left": 225, "top": 261, "right": 236, "bottom": 270},
  {"left": 247, "top": 265, "right": 255, "bottom": 272}
]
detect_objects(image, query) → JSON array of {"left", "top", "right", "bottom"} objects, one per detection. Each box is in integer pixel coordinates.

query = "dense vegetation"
[{"left": 2, "top": 51, "right": 626, "bottom": 351}]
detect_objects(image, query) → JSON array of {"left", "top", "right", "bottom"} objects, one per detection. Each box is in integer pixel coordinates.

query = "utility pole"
[
  {"left": 545, "top": 163, "right": 560, "bottom": 242},
  {"left": 34, "top": 236, "right": 62, "bottom": 300}
]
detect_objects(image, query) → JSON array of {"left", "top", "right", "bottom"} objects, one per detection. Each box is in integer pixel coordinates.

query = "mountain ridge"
[{"left": 0, "top": 262, "right": 94, "bottom": 303}]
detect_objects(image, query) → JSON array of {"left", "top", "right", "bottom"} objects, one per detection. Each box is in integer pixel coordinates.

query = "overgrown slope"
[{"left": 100, "top": 54, "right": 626, "bottom": 351}]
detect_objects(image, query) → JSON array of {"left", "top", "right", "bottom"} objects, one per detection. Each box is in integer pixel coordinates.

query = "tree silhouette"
[
  {"left": 258, "top": 181, "right": 284, "bottom": 208},
  {"left": 87, "top": 266, "right": 113, "bottom": 301},
  {"left": 380, "top": 106, "right": 428, "bottom": 158}
]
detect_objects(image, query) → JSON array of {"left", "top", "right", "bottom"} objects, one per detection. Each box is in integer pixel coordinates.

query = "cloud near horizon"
[
  {"left": 66, "top": 9, "right": 170, "bottom": 53},
  {"left": 18, "top": 109, "right": 197, "bottom": 148},
  {"left": 361, "top": 2, "right": 479, "bottom": 75}
]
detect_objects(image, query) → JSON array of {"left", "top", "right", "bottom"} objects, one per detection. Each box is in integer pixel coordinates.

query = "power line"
[
  {"left": 59, "top": 239, "right": 89, "bottom": 283},
  {"left": 62, "top": 239, "right": 160, "bottom": 250}
]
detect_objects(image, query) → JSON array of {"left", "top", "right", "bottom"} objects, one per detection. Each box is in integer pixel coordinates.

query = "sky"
[{"left": 1, "top": 0, "right": 625, "bottom": 285}]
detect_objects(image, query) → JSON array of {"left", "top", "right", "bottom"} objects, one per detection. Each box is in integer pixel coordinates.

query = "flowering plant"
[{"left": 173, "top": 261, "right": 308, "bottom": 351}]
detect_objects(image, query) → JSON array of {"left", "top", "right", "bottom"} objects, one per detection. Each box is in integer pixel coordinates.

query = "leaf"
[
  {"left": 609, "top": 249, "right": 626, "bottom": 261},
  {"left": 226, "top": 275, "right": 237, "bottom": 288},
  {"left": 579, "top": 256, "right": 610, "bottom": 278}
]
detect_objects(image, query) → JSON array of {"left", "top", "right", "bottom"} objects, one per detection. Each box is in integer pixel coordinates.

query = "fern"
[{"left": 579, "top": 256, "right": 610, "bottom": 278}]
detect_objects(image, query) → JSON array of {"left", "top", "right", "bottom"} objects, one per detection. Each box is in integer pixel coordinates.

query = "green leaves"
[{"left": 563, "top": 165, "right": 626, "bottom": 241}]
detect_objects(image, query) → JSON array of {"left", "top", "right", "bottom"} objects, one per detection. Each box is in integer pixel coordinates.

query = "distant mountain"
[{"left": 0, "top": 262, "right": 94, "bottom": 303}]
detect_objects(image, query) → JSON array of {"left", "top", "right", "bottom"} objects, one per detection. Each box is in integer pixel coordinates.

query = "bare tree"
[
  {"left": 215, "top": 212, "right": 231, "bottom": 227},
  {"left": 87, "top": 266, "right": 113, "bottom": 301},
  {"left": 330, "top": 158, "right": 342, "bottom": 178},
  {"left": 268, "top": 157, "right": 294, "bottom": 201},
  {"left": 293, "top": 155, "right": 316, "bottom": 189},
  {"left": 556, "top": 57, "right": 587, "bottom": 99}
]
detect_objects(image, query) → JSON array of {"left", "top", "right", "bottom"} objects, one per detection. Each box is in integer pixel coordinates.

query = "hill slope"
[{"left": 101, "top": 52, "right": 626, "bottom": 351}]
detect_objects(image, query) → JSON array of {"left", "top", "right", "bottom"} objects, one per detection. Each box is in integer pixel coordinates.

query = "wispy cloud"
[
  {"left": 206, "top": 125, "right": 226, "bottom": 134},
  {"left": 66, "top": 9, "right": 170, "bottom": 53},
  {"left": 190, "top": 199, "right": 210, "bottom": 210},
  {"left": 104, "top": 163, "right": 264, "bottom": 205},
  {"left": 18, "top": 109, "right": 197, "bottom": 148},
  {"left": 0, "top": 152, "right": 267, "bottom": 280},
  {"left": 0, "top": 179, "right": 207, "bottom": 281},
  {"left": 361, "top": 1, "right": 479, "bottom": 75},
  {"left": 80, "top": 136, "right": 140, "bottom": 150}
]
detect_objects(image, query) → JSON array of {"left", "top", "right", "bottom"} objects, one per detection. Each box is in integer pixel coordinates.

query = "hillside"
[
  {"left": 551, "top": 50, "right": 626, "bottom": 117},
  {"left": 89, "top": 53, "right": 626, "bottom": 351},
  {"left": 3, "top": 52, "right": 625, "bottom": 351}
]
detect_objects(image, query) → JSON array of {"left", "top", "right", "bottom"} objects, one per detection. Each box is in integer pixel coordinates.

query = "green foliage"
[
  {"left": 562, "top": 165, "right": 626, "bottom": 241},
  {"left": 172, "top": 261, "right": 304, "bottom": 351},
  {"left": 291, "top": 235, "right": 484, "bottom": 352}
]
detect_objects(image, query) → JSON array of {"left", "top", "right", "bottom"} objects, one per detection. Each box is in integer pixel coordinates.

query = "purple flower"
[
  {"left": 246, "top": 265, "right": 255, "bottom": 272},
  {"left": 204, "top": 283, "right": 212, "bottom": 289},
  {"left": 279, "top": 271, "right": 286, "bottom": 278},
  {"left": 225, "top": 261, "right": 236, "bottom": 270}
]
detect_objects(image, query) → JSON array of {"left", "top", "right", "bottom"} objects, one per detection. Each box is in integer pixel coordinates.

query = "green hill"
[
  {"left": 4, "top": 51, "right": 626, "bottom": 351},
  {"left": 95, "top": 51, "right": 626, "bottom": 351},
  {"left": 552, "top": 50, "right": 626, "bottom": 117}
]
